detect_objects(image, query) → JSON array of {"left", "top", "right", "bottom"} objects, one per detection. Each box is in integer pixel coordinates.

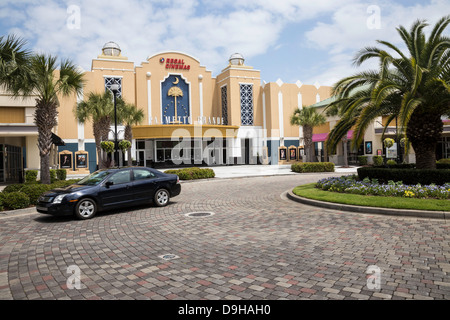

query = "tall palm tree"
[
  {"left": 74, "top": 91, "right": 114, "bottom": 169},
  {"left": 327, "top": 16, "right": 450, "bottom": 169},
  {"left": 117, "top": 101, "right": 144, "bottom": 166},
  {"left": 0, "top": 34, "right": 33, "bottom": 95},
  {"left": 290, "top": 106, "right": 326, "bottom": 163},
  {"left": 31, "top": 54, "right": 84, "bottom": 184}
]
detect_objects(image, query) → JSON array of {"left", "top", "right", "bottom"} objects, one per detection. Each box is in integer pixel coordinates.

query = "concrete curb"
[{"left": 287, "top": 189, "right": 449, "bottom": 220}]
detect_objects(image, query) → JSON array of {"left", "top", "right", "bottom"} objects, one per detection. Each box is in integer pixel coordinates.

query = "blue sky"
[{"left": 1, "top": 0, "right": 449, "bottom": 86}]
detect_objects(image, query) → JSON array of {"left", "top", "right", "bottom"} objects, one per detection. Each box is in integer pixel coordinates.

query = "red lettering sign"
[{"left": 162, "top": 57, "right": 190, "bottom": 70}]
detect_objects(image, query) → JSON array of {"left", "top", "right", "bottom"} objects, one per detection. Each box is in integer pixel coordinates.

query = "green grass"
[{"left": 293, "top": 184, "right": 450, "bottom": 212}]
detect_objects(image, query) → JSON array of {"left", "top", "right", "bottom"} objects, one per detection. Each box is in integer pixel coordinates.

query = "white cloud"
[
  {"left": 1, "top": 0, "right": 449, "bottom": 86},
  {"left": 0, "top": 0, "right": 357, "bottom": 76},
  {"left": 304, "top": 0, "right": 450, "bottom": 86}
]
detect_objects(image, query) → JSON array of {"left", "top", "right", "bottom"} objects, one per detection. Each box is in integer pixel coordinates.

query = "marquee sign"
[{"left": 160, "top": 57, "right": 191, "bottom": 70}]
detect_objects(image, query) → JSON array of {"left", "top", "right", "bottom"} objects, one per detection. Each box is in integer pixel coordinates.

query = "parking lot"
[{"left": 0, "top": 173, "right": 449, "bottom": 300}]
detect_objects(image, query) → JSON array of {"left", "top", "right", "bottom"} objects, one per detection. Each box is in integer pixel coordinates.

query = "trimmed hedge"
[
  {"left": 291, "top": 162, "right": 335, "bottom": 173},
  {"left": 357, "top": 167, "right": 450, "bottom": 185},
  {"left": 164, "top": 167, "right": 215, "bottom": 180},
  {"left": 3, "top": 192, "right": 30, "bottom": 210},
  {"left": 372, "top": 156, "right": 384, "bottom": 166},
  {"left": 0, "top": 179, "right": 80, "bottom": 211},
  {"left": 25, "top": 170, "right": 38, "bottom": 183},
  {"left": 19, "top": 184, "right": 51, "bottom": 205},
  {"left": 0, "top": 193, "right": 4, "bottom": 211},
  {"left": 358, "top": 156, "right": 368, "bottom": 166},
  {"left": 56, "top": 169, "right": 67, "bottom": 181}
]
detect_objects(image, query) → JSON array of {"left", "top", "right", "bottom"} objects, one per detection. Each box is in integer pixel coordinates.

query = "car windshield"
[{"left": 77, "top": 171, "right": 112, "bottom": 186}]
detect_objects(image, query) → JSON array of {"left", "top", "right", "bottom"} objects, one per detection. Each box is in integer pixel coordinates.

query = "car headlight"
[{"left": 53, "top": 195, "right": 66, "bottom": 204}]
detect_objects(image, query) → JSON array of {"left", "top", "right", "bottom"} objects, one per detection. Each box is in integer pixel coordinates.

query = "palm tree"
[
  {"left": 31, "top": 54, "right": 84, "bottom": 184},
  {"left": 0, "top": 34, "right": 33, "bottom": 95},
  {"left": 290, "top": 106, "right": 326, "bottom": 163},
  {"left": 327, "top": 16, "right": 450, "bottom": 169},
  {"left": 74, "top": 91, "right": 114, "bottom": 169},
  {"left": 117, "top": 101, "right": 144, "bottom": 166}
]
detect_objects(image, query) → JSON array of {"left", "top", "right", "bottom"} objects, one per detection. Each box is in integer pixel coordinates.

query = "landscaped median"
[{"left": 288, "top": 176, "right": 450, "bottom": 219}]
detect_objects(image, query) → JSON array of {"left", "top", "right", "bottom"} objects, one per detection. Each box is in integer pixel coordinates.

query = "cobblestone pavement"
[{"left": 0, "top": 173, "right": 449, "bottom": 300}]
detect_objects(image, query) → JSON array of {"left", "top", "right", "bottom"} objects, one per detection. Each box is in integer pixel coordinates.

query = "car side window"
[
  {"left": 107, "top": 170, "right": 131, "bottom": 185},
  {"left": 133, "top": 169, "right": 156, "bottom": 181}
]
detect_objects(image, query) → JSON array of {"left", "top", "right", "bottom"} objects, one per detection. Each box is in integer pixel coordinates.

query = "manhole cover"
[
  {"left": 158, "top": 254, "right": 179, "bottom": 261},
  {"left": 184, "top": 212, "right": 215, "bottom": 217}
]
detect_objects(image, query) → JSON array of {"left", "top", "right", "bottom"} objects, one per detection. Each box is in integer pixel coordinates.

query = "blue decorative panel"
[
  {"left": 161, "top": 75, "right": 190, "bottom": 124},
  {"left": 240, "top": 84, "right": 253, "bottom": 125}
]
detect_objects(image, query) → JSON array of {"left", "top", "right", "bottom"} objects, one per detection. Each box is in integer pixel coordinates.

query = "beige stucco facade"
[{"left": 2, "top": 41, "right": 448, "bottom": 182}]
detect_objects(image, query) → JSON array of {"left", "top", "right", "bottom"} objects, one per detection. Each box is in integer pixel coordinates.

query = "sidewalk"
[
  {"left": 0, "top": 165, "right": 359, "bottom": 192},
  {"left": 162, "top": 165, "right": 358, "bottom": 179}
]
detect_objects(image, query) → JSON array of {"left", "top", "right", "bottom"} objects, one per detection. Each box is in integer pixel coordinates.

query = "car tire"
[
  {"left": 74, "top": 198, "right": 97, "bottom": 220},
  {"left": 154, "top": 188, "right": 170, "bottom": 207}
]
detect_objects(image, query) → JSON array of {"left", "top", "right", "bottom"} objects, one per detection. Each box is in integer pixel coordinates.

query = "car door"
[
  {"left": 98, "top": 169, "right": 134, "bottom": 208},
  {"left": 131, "top": 168, "right": 159, "bottom": 203}
]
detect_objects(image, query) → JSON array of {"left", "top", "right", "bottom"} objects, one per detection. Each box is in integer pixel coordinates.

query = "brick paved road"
[{"left": 0, "top": 173, "right": 449, "bottom": 300}]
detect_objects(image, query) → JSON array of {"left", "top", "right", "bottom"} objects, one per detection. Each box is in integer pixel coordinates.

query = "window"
[
  {"left": 240, "top": 84, "right": 253, "bottom": 125},
  {"left": 105, "top": 77, "right": 122, "bottom": 98},
  {"left": 107, "top": 170, "right": 131, "bottom": 184},
  {"left": 133, "top": 169, "right": 156, "bottom": 180},
  {"left": 221, "top": 85, "right": 228, "bottom": 125}
]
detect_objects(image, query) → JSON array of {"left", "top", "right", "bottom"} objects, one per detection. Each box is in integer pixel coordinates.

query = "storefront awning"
[
  {"left": 52, "top": 133, "right": 65, "bottom": 146},
  {"left": 312, "top": 130, "right": 353, "bottom": 142}
]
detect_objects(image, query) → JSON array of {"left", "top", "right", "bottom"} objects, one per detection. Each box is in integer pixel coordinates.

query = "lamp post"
[{"left": 110, "top": 83, "right": 120, "bottom": 168}]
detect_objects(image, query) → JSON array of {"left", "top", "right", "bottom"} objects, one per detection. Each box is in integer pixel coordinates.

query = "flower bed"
[{"left": 316, "top": 176, "right": 450, "bottom": 200}]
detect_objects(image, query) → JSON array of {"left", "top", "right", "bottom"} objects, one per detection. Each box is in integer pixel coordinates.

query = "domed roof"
[
  {"left": 229, "top": 53, "right": 244, "bottom": 66},
  {"left": 102, "top": 41, "right": 121, "bottom": 56}
]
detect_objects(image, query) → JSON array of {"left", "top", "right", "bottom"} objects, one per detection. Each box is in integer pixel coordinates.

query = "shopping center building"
[{"left": 1, "top": 42, "right": 449, "bottom": 182}]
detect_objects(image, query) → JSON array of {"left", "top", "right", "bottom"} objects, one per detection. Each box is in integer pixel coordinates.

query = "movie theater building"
[
  {"left": 54, "top": 42, "right": 333, "bottom": 171},
  {"left": 0, "top": 42, "right": 334, "bottom": 181}
]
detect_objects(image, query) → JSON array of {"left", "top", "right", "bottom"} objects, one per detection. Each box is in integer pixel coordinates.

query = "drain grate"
[
  {"left": 159, "top": 254, "right": 180, "bottom": 261},
  {"left": 184, "top": 212, "right": 215, "bottom": 218}
]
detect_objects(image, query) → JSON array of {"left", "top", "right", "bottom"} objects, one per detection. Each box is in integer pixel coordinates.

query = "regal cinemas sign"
[{"left": 160, "top": 57, "right": 191, "bottom": 70}]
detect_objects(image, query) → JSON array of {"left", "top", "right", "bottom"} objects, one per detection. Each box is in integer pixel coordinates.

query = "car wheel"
[
  {"left": 154, "top": 188, "right": 170, "bottom": 207},
  {"left": 74, "top": 198, "right": 97, "bottom": 220}
]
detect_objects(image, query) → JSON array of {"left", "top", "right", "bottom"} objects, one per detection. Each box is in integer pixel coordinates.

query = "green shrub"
[
  {"left": 357, "top": 167, "right": 450, "bottom": 185},
  {"left": 437, "top": 159, "right": 450, "bottom": 169},
  {"left": 0, "top": 193, "right": 5, "bottom": 211},
  {"left": 50, "top": 169, "right": 57, "bottom": 183},
  {"left": 372, "top": 156, "right": 384, "bottom": 166},
  {"left": 19, "top": 184, "right": 51, "bottom": 205},
  {"left": 358, "top": 156, "right": 368, "bottom": 166},
  {"left": 386, "top": 159, "right": 397, "bottom": 166},
  {"left": 3, "top": 192, "right": 30, "bottom": 210},
  {"left": 2, "top": 184, "right": 23, "bottom": 193},
  {"left": 165, "top": 167, "right": 215, "bottom": 180},
  {"left": 56, "top": 169, "right": 67, "bottom": 181},
  {"left": 25, "top": 170, "right": 38, "bottom": 183},
  {"left": 291, "top": 162, "right": 335, "bottom": 173}
]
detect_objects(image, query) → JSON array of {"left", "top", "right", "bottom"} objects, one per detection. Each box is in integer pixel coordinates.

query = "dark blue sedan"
[{"left": 36, "top": 167, "right": 181, "bottom": 219}]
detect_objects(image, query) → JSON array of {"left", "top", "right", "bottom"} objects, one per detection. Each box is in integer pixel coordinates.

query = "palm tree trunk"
[
  {"left": 125, "top": 125, "right": 133, "bottom": 166},
  {"left": 35, "top": 101, "right": 58, "bottom": 184},
  {"left": 303, "top": 126, "right": 313, "bottom": 163},
  {"left": 342, "top": 136, "right": 349, "bottom": 167},
  {"left": 407, "top": 111, "right": 442, "bottom": 169}
]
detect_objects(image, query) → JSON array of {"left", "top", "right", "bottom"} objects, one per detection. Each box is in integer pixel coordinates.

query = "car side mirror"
[{"left": 105, "top": 181, "right": 114, "bottom": 188}]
